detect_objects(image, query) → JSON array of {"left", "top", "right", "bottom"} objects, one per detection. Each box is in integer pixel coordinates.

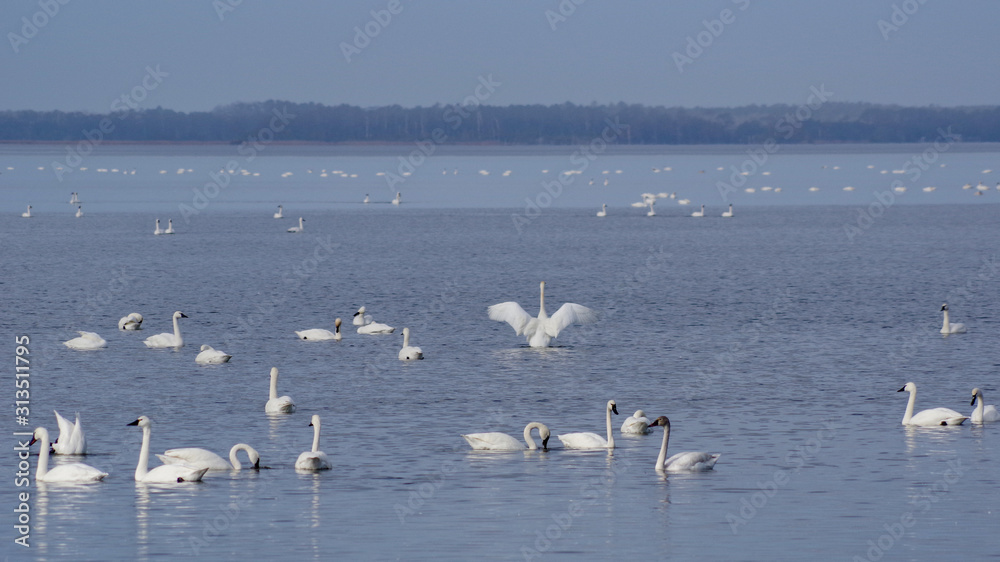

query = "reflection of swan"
[
  {"left": 64, "top": 331, "right": 107, "bottom": 350},
  {"left": 143, "top": 311, "right": 187, "bottom": 348},
  {"left": 557, "top": 400, "right": 618, "bottom": 449},
  {"left": 75, "top": 206, "right": 83, "bottom": 217},
  {"left": 128, "top": 416, "right": 208, "bottom": 483},
  {"left": 462, "top": 422, "right": 550, "bottom": 450},
  {"left": 118, "top": 312, "right": 143, "bottom": 330},
  {"left": 940, "top": 304, "right": 966, "bottom": 334},
  {"left": 650, "top": 416, "right": 720, "bottom": 472},
  {"left": 620, "top": 410, "right": 651, "bottom": 434},
  {"left": 52, "top": 411, "right": 86, "bottom": 455},
  {"left": 391, "top": 192, "right": 401, "bottom": 205},
  {"left": 287, "top": 217, "right": 305, "bottom": 233},
  {"left": 154, "top": 219, "right": 163, "bottom": 235},
  {"left": 721, "top": 204, "right": 733, "bottom": 218},
  {"left": 296, "top": 415, "right": 331, "bottom": 470},
  {"left": 398, "top": 327, "right": 423, "bottom": 360},
  {"left": 691, "top": 204, "right": 705, "bottom": 217},
  {"left": 164, "top": 219, "right": 175, "bottom": 234},
  {"left": 21, "top": 205, "right": 32, "bottom": 218},
  {"left": 195, "top": 345, "right": 232, "bottom": 364},
  {"left": 296, "top": 318, "right": 342, "bottom": 341},
  {"left": 488, "top": 281, "right": 597, "bottom": 348},
  {"left": 596, "top": 204, "right": 607, "bottom": 217},
  {"left": 898, "top": 382, "right": 968, "bottom": 426},
  {"left": 29, "top": 427, "right": 106, "bottom": 482},
  {"left": 971, "top": 388, "right": 1000, "bottom": 423},
  {"left": 274, "top": 205, "right": 284, "bottom": 218},
  {"left": 157, "top": 444, "right": 260, "bottom": 470},
  {"left": 265, "top": 367, "right": 296, "bottom": 413}
]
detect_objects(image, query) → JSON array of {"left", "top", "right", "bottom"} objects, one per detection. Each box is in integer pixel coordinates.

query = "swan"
[
  {"left": 940, "top": 304, "right": 966, "bottom": 334},
  {"left": 691, "top": 204, "right": 705, "bottom": 218},
  {"left": 127, "top": 416, "right": 208, "bottom": 483},
  {"left": 897, "top": 382, "right": 968, "bottom": 426},
  {"left": 195, "top": 344, "right": 232, "bottom": 364},
  {"left": 352, "top": 306, "right": 373, "bottom": 326},
  {"left": 557, "top": 400, "right": 618, "bottom": 449},
  {"left": 721, "top": 204, "right": 733, "bottom": 218},
  {"left": 295, "top": 318, "right": 342, "bottom": 341},
  {"left": 391, "top": 192, "right": 401, "bottom": 205},
  {"left": 154, "top": 218, "right": 163, "bottom": 235},
  {"left": 295, "top": 415, "right": 331, "bottom": 470},
  {"left": 462, "top": 422, "right": 550, "bottom": 450},
  {"left": 118, "top": 312, "right": 143, "bottom": 330},
  {"left": 620, "top": 410, "right": 651, "bottom": 435},
  {"left": 29, "top": 427, "right": 106, "bottom": 482},
  {"left": 398, "top": 327, "right": 423, "bottom": 360},
  {"left": 143, "top": 311, "right": 187, "bottom": 348},
  {"left": 75, "top": 206, "right": 83, "bottom": 217},
  {"left": 21, "top": 205, "right": 32, "bottom": 218},
  {"left": 265, "top": 367, "right": 296, "bottom": 413},
  {"left": 353, "top": 307, "right": 394, "bottom": 334},
  {"left": 63, "top": 331, "right": 107, "bottom": 350},
  {"left": 157, "top": 444, "right": 260, "bottom": 470},
  {"left": 287, "top": 217, "right": 305, "bottom": 233},
  {"left": 274, "top": 205, "right": 284, "bottom": 218},
  {"left": 649, "top": 416, "right": 720, "bottom": 472},
  {"left": 52, "top": 411, "right": 86, "bottom": 455},
  {"left": 971, "top": 388, "right": 1000, "bottom": 423},
  {"left": 363, "top": 194, "right": 370, "bottom": 204},
  {"left": 487, "top": 281, "right": 597, "bottom": 348},
  {"left": 164, "top": 219, "right": 175, "bottom": 234},
  {"left": 646, "top": 199, "right": 656, "bottom": 217},
  {"left": 596, "top": 204, "right": 607, "bottom": 217}
]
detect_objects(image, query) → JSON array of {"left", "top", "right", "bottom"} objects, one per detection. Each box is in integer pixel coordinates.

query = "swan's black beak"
[
  {"left": 127, "top": 419, "right": 140, "bottom": 426},
  {"left": 649, "top": 418, "right": 660, "bottom": 427},
  {"left": 254, "top": 458, "right": 261, "bottom": 469},
  {"left": 28, "top": 437, "right": 37, "bottom": 446},
  {"left": 971, "top": 396, "right": 977, "bottom": 406},
  {"left": 611, "top": 404, "right": 619, "bottom": 415},
  {"left": 180, "top": 313, "right": 189, "bottom": 318},
  {"left": 309, "top": 422, "right": 314, "bottom": 427},
  {"left": 940, "top": 304, "right": 947, "bottom": 311},
  {"left": 353, "top": 311, "right": 361, "bottom": 317},
  {"left": 542, "top": 436, "right": 549, "bottom": 451},
  {"left": 897, "top": 386, "right": 906, "bottom": 392}
]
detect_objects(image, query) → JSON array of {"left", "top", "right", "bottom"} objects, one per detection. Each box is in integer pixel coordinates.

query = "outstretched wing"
[
  {"left": 487, "top": 302, "right": 533, "bottom": 335},
  {"left": 545, "top": 303, "right": 597, "bottom": 338},
  {"left": 54, "top": 410, "right": 73, "bottom": 441}
]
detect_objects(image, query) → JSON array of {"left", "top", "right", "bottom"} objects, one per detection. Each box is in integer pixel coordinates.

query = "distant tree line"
[{"left": 1, "top": 101, "right": 998, "bottom": 144}]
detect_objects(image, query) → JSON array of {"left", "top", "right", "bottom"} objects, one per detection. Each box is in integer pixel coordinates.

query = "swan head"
[
  {"left": 649, "top": 416, "right": 670, "bottom": 429},
  {"left": 541, "top": 430, "right": 550, "bottom": 450},
  {"left": 940, "top": 303, "right": 948, "bottom": 311},
  {"left": 128, "top": 415, "right": 152, "bottom": 428},
  {"left": 633, "top": 410, "right": 646, "bottom": 419},
  {"left": 173, "top": 311, "right": 188, "bottom": 320},
  {"left": 607, "top": 400, "right": 618, "bottom": 415},
  {"left": 971, "top": 388, "right": 982, "bottom": 405},
  {"left": 269, "top": 367, "right": 279, "bottom": 379},
  {"left": 309, "top": 414, "right": 321, "bottom": 428},
  {"left": 354, "top": 306, "right": 366, "bottom": 316},
  {"left": 200, "top": 345, "right": 212, "bottom": 351},
  {"left": 28, "top": 427, "right": 49, "bottom": 447},
  {"left": 335, "top": 318, "right": 342, "bottom": 327},
  {"left": 898, "top": 382, "right": 916, "bottom": 393}
]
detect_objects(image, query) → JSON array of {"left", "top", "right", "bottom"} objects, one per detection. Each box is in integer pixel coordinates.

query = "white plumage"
[
  {"left": 487, "top": 281, "right": 596, "bottom": 348},
  {"left": 898, "top": 382, "right": 968, "bottom": 426}
]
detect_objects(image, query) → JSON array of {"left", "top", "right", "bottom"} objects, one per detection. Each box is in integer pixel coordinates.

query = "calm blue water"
[{"left": 2, "top": 144, "right": 999, "bottom": 561}]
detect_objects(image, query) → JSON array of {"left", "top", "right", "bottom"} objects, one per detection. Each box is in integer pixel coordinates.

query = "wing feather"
[
  {"left": 545, "top": 303, "right": 597, "bottom": 337},
  {"left": 487, "top": 302, "right": 533, "bottom": 335}
]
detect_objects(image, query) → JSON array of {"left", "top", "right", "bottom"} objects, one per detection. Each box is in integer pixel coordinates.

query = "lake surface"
[{"left": 1, "top": 144, "right": 999, "bottom": 560}]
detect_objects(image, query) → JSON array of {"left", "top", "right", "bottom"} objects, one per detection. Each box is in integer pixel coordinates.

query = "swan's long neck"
[
  {"left": 942, "top": 309, "right": 950, "bottom": 331},
  {"left": 172, "top": 315, "right": 182, "bottom": 344},
  {"left": 903, "top": 388, "right": 916, "bottom": 424},
  {"left": 974, "top": 392, "right": 984, "bottom": 420},
  {"left": 605, "top": 405, "right": 615, "bottom": 449},
  {"left": 269, "top": 370, "right": 279, "bottom": 400},
  {"left": 311, "top": 423, "right": 321, "bottom": 453},
  {"left": 538, "top": 283, "right": 547, "bottom": 318},
  {"left": 523, "top": 423, "right": 543, "bottom": 450},
  {"left": 655, "top": 425, "right": 670, "bottom": 471},
  {"left": 136, "top": 425, "right": 152, "bottom": 480},
  {"left": 229, "top": 444, "right": 255, "bottom": 469},
  {"left": 35, "top": 429, "right": 51, "bottom": 479},
  {"left": 299, "top": 217, "right": 304, "bottom": 229},
  {"left": 403, "top": 329, "right": 410, "bottom": 347}
]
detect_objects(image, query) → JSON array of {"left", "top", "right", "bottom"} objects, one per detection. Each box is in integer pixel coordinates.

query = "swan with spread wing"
[{"left": 487, "top": 281, "right": 597, "bottom": 348}]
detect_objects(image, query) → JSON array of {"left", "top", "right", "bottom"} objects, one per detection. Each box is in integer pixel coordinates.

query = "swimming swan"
[
  {"left": 596, "top": 204, "right": 607, "bottom": 217},
  {"left": 295, "top": 415, "right": 331, "bottom": 470},
  {"left": 52, "top": 411, "right": 86, "bottom": 455},
  {"left": 195, "top": 345, "right": 232, "bottom": 364},
  {"left": 691, "top": 204, "right": 705, "bottom": 217},
  {"left": 721, "top": 204, "right": 733, "bottom": 218},
  {"left": 157, "top": 444, "right": 260, "bottom": 471},
  {"left": 29, "top": 427, "right": 106, "bottom": 482},
  {"left": 897, "top": 382, "right": 968, "bottom": 426},
  {"left": 295, "top": 318, "right": 342, "bottom": 341},
  {"left": 21, "top": 205, "right": 32, "bottom": 218},
  {"left": 118, "top": 312, "right": 143, "bottom": 330},
  {"left": 487, "top": 281, "right": 597, "bottom": 348},
  {"left": 75, "top": 206, "right": 83, "bottom": 217},
  {"left": 63, "top": 331, "right": 107, "bottom": 350},
  {"left": 69, "top": 192, "right": 79, "bottom": 204},
  {"left": 620, "top": 410, "right": 651, "bottom": 434},
  {"left": 940, "top": 304, "right": 966, "bottom": 334},
  {"left": 649, "top": 416, "right": 720, "bottom": 472},
  {"left": 971, "top": 388, "right": 1000, "bottom": 423},
  {"left": 557, "top": 400, "right": 618, "bottom": 449},
  {"left": 265, "top": 367, "right": 296, "bottom": 413},
  {"left": 164, "top": 219, "right": 175, "bottom": 234},
  {"left": 143, "top": 311, "right": 187, "bottom": 348},
  {"left": 363, "top": 194, "right": 370, "bottom": 204},
  {"left": 354, "top": 306, "right": 394, "bottom": 334},
  {"left": 154, "top": 218, "right": 163, "bottom": 235},
  {"left": 274, "top": 205, "right": 284, "bottom": 218},
  {"left": 398, "top": 327, "right": 423, "bottom": 360},
  {"left": 128, "top": 416, "right": 208, "bottom": 483},
  {"left": 352, "top": 306, "right": 373, "bottom": 326},
  {"left": 391, "top": 192, "right": 401, "bottom": 205},
  {"left": 287, "top": 217, "right": 305, "bottom": 233},
  {"left": 462, "top": 422, "right": 550, "bottom": 450}
]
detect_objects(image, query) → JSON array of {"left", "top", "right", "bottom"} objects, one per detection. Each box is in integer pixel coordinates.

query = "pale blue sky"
[{"left": 2, "top": 0, "right": 997, "bottom": 112}]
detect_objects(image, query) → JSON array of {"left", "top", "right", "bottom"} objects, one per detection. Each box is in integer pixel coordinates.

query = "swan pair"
[
  {"left": 970, "top": 388, "right": 1000, "bottom": 423},
  {"left": 128, "top": 416, "right": 208, "bottom": 483},
  {"left": 463, "top": 422, "right": 550, "bottom": 451},
  {"left": 118, "top": 312, "right": 143, "bottom": 330},
  {"left": 64, "top": 331, "right": 107, "bottom": 350},
  {"left": 53, "top": 411, "right": 87, "bottom": 455},
  {"left": 398, "top": 327, "right": 423, "bottom": 360},
  {"left": 143, "top": 311, "right": 187, "bottom": 348},
  {"left": 354, "top": 306, "right": 394, "bottom": 334},
  {"left": 153, "top": 219, "right": 175, "bottom": 235},
  {"left": 28, "top": 427, "right": 106, "bottom": 482},
  {"left": 488, "top": 282, "right": 597, "bottom": 348},
  {"left": 266, "top": 367, "right": 296, "bottom": 413},
  {"left": 897, "top": 382, "right": 968, "bottom": 426},
  {"left": 296, "top": 415, "right": 331, "bottom": 470},
  {"left": 296, "top": 318, "right": 342, "bottom": 341},
  {"left": 195, "top": 345, "right": 232, "bottom": 364},
  {"left": 69, "top": 192, "right": 80, "bottom": 204},
  {"left": 158, "top": 444, "right": 260, "bottom": 471},
  {"left": 287, "top": 217, "right": 305, "bottom": 233},
  {"left": 940, "top": 304, "right": 966, "bottom": 334}
]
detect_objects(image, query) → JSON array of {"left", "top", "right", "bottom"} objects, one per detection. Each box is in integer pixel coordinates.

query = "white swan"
[
  {"left": 157, "top": 444, "right": 260, "bottom": 470},
  {"left": 940, "top": 304, "right": 966, "bottom": 334},
  {"left": 143, "top": 311, "right": 187, "bottom": 348},
  {"left": 620, "top": 410, "right": 651, "bottom": 435},
  {"left": 596, "top": 204, "right": 607, "bottom": 217},
  {"left": 164, "top": 219, "right": 175, "bottom": 234},
  {"left": 52, "top": 411, "right": 86, "bottom": 455},
  {"left": 557, "top": 400, "right": 618, "bottom": 449},
  {"left": 265, "top": 367, "right": 296, "bottom": 413},
  {"left": 352, "top": 306, "right": 373, "bottom": 326},
  {"left": 296, "top": 318, "right": 342, "bottom": 341},
  {"left": 195, "top": 345, "right": 232, "bottom": 364},
  {"left": 649, "top": 416, "right": 720, "bottom": 472},
  {"left": 462, "top": 422, "right": 550, "bottom": 450},
  {"left": 721, "top": 204, "right": 733, "bottom": 218},
  {"left": 353, "top": 306, "right": 394, "bottom": 334},
  {"left": 154, "top": 218, "right": 163, "bottom": 235},
  {"left": 897, "top": 382, "right": 968, "bottom": 426},
  {"left": 118, "top": 312, "right": 143, "bottom": 330},
  {"left": 398, "top": 327, "right": 423, "bottom": 360},
  {"left": 391, "top": 192, "right": 401, "bottom": 205},
  {"left": 69, "top": 192, "right": 79, "bottom": 204},
  {"left": 29, "top": 427, "right": 106, "bottom": 482},
  {"left": 128, "top": 416, "right": 208, "bottom": 483},
  {"left": 971, "top": 388, "right": 1000, "bottom": 423},
  {"left": 75, "top": 206, "right": 83, "bottom": 218},
  {"left": 287, "top": 217, "right": 305, "bottom": 233},
  {"left": 363, "top": 194, "right": 370, "bottom": 204},
  {"left": 295, "top": 415, "right": 331, "bottom": 470},
  {"left": 274, "top": 205, "right": 284, "bottom": 218},
  {"left": 691, "top": 204, "right": 705, "bottom": 218},
  {"left": 21, "top": 205, "right": 32, "bottom": 218},
  {"left": 646, "top": 199, "right": 656, "bottom": 217},
  {"left": 63, "top": 331, "right": 107, "bottom": 350},
  {"left": 488, "top": 281, "right": 597, "bottom": 348}
]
